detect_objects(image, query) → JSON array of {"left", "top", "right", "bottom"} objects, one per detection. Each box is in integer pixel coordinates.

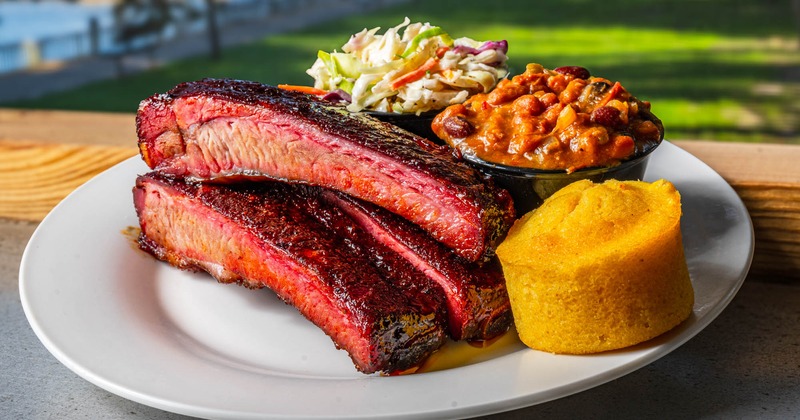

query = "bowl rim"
[
  {"left": 360, "top": 109, "right": 441, "bottom": 118},
  {"left": 461, "top": 139, "right": 661, "bottom": 178},
  {"left": 458, "top": 102, "right": 665, "bottom": 177}
]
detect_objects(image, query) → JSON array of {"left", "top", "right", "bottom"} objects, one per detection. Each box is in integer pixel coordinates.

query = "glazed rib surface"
[
  {"left": 133, "top": 173, "right": 446, "bottom": 374},
  {"left": 136, "top": 79, "right": 515, "bottom": 262}
]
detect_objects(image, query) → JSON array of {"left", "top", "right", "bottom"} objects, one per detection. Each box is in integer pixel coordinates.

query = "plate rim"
[{"left": 18, "top": 141, "right": 754, "bottom": 419}]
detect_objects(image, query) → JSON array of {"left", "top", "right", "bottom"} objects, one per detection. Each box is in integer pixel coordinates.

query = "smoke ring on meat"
[
  {"left": 133, "top": 173, "right": 447, "bottom": 374},
  {"left": 136, "top": 79, "right": 515, "bottom": 262}
]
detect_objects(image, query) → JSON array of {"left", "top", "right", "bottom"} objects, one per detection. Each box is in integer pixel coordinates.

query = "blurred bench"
[
  {"left": 100, "top": 33, "right": 162, "bottom": 76},
  {"left": 98, "top": 0, "right": 170, "bottom": 76}
]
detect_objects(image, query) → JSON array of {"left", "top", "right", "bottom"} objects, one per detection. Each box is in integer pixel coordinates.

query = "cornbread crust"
[{"left": 496, "top": 179, "right": 694, "bottom": 354}]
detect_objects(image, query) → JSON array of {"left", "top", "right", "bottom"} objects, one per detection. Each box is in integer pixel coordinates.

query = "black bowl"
[
  {"left": 464, "top": 142, "right": 660, "bottom": 217},
  {"left": 363, "top": 110, "right": 441, "bottom": 142}
]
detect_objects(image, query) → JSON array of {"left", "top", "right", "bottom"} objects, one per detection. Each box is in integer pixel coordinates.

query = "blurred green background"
[{"left": 3, "top": 0, "right": 799, "bottom": 144}]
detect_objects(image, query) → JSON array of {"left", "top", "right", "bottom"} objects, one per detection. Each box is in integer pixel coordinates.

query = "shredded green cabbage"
[{"left": 306, "top": 17, "right": 508, "bottom": 114}]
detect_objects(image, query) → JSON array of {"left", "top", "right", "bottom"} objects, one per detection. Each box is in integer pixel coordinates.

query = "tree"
[{"left": 205, "top": 0, "right": 221, "bottom": 60}]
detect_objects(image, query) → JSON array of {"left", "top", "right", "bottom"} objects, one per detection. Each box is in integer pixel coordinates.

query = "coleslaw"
[{"left": 306, "top": 18, "right": 508, "bottom": 114}]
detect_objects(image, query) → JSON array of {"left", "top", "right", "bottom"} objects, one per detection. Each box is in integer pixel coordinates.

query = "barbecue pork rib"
[
  {"left": 136, "top": 79, "right": 515, "bottom": 262},
  {"left": 322, "top": 191, "right": 512, "bottom": 341},
  {"left": 133, "top": 173, "right": 446, "bottom": 374}
]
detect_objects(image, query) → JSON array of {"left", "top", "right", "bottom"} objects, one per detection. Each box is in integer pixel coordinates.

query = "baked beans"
[{"left": 432, "top": 63, "right": 663, "bottom": 172}]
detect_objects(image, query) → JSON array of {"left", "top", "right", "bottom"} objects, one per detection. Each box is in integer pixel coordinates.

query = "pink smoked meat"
[
  {"left": 136, "top": 79, "right": 515, "bottom": 262},
  {"left": 133, "top": 172, "right": 446, "bottom": 374},
  {"left": 321, "top": 190, "right": 512, "bottom": 341}
]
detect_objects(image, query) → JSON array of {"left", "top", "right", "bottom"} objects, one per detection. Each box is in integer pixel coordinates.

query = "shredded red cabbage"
[
  {"left": 452, "top": 40, "right": 508, "bottom": 57},
  {"left": 321, "top": 89, "right": 352, "bottom": 104}
]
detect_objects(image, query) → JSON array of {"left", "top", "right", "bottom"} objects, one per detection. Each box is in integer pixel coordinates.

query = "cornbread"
[{"left": 496, "top": 179, "right": 694, "bottom": 354}]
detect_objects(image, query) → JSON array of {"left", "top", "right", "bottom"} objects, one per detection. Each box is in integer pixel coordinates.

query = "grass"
[{"left": 4, "top": 0, "right": 799, "bottom": 143}]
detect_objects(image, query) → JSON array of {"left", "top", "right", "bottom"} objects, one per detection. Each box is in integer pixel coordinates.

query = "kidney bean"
[
  {"left": 591, "top": 106, "right": 623, "bottom": 128},
  {"left": 554, "top": 66, "right": 591, "bottom": 80},
  {"left": 443, "top": 116, "right": 474, "bottom": 138}
]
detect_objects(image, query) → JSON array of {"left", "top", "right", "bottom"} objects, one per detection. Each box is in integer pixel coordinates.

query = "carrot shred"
[
  {"left": 597, "top": 82, "right": 623, "bottom": 107},
  {"left": 389, "top": 58, "right": 438, "bottom": 90},
  {"left": 277, "top": 84, "right": 327, "bottom": 96}
]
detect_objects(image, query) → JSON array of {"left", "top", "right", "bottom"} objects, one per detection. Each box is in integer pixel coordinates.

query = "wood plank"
[
  {"left": 673, "top": 140, "right": 800, "bottom": 185},
  {"left": 0, "top": 140, "right": 137, "bottom": 221},
  {"left": 674, "top": 140, "right": 800, "bottom": 281},
  {"left": 0, "top": 110, "right": 139, "bottom": 221},
  {"left": 0, "top": 109, "right": 136, "bottom": 147},
  {"left": 0, "top": 111, "right": 798, "bottom": 280}
]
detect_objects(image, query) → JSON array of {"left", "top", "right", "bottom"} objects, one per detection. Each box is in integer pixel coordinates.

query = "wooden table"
[
  {"left": 2, "top": 108, "right": 798, "bottom": 280},
  {"left": 1, "top": 109, "right": 798, "bottom": 419}
]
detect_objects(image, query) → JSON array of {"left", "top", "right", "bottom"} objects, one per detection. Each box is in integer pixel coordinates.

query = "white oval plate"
[{"left": 20, "top": 141, "right": 753, "bottom": 419}]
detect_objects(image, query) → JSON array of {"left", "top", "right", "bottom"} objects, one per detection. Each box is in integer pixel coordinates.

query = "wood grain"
[
  {"left": 673, "top": 140, "right": 800, "bottom": 185},
  {"left": 0, "top": 110, "right": 797, "bottom": 280},
  {"left": 0, "top": 109, "right": 136, "bottom": 147},
  {"left": 0, "top": 140, "right": 137, "bottom": 221},
  {"left": 673, "top": 141, "right": 800, "bottom": 280}
]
